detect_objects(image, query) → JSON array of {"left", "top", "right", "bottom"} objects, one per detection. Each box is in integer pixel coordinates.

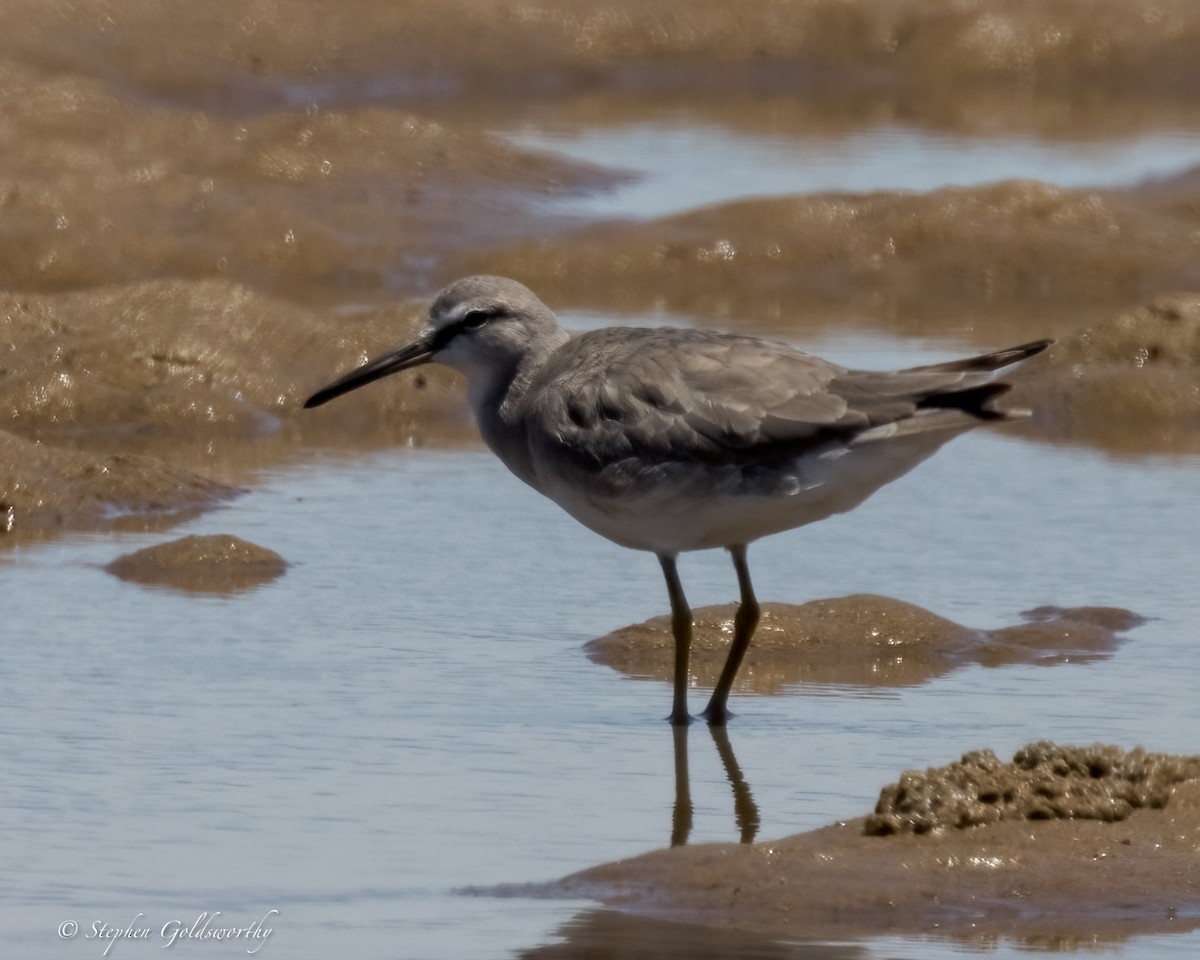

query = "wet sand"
[
  {"left": 455, "top": 174, "right": 1200, "bottom": 337},
  {"left": 7, "top": 0, "right": 1200, "bottom": 125},
  {"left": 587, "top": 597, "right": 1142, "bottom": 691},
  {"left": 4, "top": 1, "right": 1200, "bottom": 954},
  {"left": 548, "top": 768, "right": 1200, "bottom": 946},
  {"left": 0, "top": 426, "right": 236, "bottom": 542}
]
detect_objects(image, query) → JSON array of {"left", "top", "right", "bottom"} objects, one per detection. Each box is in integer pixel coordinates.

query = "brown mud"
[
  {"left": 867, "top": 741, "right": 1200, "bottom": 834},
  {"left": 0, "top": 427, "right": 236, "bottom": 546},
  {"left": 104, "top": 533, "right": 288, "bottom": 593},
  {"left": 546, "top": 745, "right": 1200, "bottom": 946},
  {"left": 453, "top": 174, "right": 1200, "bottom": 341},
  {"left": 587, "top": 597, "right": 1143, "bottom": 692},
  {"left": 1013, "top": 294, "right": 1200, "bottom": 454},
  {"left": 6, "top": 0, "right": 1200, "bottom": 129}
]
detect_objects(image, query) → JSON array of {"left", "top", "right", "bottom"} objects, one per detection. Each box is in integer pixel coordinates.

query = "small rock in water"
[{"left": 105, "top": 534, "right": 287, "bottom": 594}]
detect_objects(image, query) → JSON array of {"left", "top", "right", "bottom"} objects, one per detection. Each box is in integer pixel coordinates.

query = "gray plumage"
[{"left": 306, "top": 275, "right": 1051, "bottom": 725}]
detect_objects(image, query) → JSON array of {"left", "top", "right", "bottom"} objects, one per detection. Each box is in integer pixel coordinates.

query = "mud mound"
[
  {"left": 866, "top": 741, "right": 1200, "bottom": 835},
  {"left": 586, "top": 596, "right": 1142, "bottom": 692},
  {"left": 105, "top": 534, "right": 288, "bottom": 593}
]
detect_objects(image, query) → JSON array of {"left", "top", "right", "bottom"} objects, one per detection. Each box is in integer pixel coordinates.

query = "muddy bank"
[
  {"left": 0, "top": 59, "right": 611, "bottom": 306},
  {"left": 1013, "top": 294, "right": 1200, "bottom": 455},
  {"left": 0, "top": 279, "right": 468, "bottom": 451},
  {"left": 0, "top": 427, "right": 236, "bottom": 546},
  {"left": 459, "top": 174, "right": 1200, "bottom": 341},
  {"left": 5, "top": 0, "right": 1200, "bottom": 129},
  {"left": 0, "top": 279, "right": 475, "bottom": 543},
  {"left": 587, "top": 597, "right": 1141, "bottom": 692},
  {"left": 4, "top": 8, "right": 1200, "bottom": 318},
  {"left": 105, "top": 534, "right": 288, "bottom": 593},
  {"left": 549, "top": 745, "right": 1200, "bottom": 945},
  {"left": 6, "top": 0, "right": 1200, "bottom": 319}
]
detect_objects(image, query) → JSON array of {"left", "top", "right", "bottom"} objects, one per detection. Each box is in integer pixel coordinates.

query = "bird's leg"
[
  {"left": 702, "top": 544, "right": 760, "bottom": 726},
  {"left": 658, "top": 552, "right": 694, "bottom": 726}
]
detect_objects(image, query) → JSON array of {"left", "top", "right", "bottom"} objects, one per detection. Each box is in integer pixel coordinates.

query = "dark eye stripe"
[{"left": 430, "top": 309, "right": 499, "bottom": 350}]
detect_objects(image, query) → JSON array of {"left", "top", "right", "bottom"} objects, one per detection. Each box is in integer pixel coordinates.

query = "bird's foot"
[
  {"left": 700, "top": 704, "right": 734, "bottom": 726},
  {"left": 666, "top": 708, "right": 695, "bottom": 726}
]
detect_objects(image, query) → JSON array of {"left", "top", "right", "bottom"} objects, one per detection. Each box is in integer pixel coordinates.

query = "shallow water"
[
  {"left": 503, "top": 122, "right": 1200, "bottom": 218},
  {"left": 4, "top": 341, "right": 1199, "bottom": 957}
]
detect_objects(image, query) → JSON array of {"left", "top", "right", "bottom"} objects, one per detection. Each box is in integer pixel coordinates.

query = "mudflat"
[{"left": 3, "top": 3, "right": 1199, "bottom": 951}]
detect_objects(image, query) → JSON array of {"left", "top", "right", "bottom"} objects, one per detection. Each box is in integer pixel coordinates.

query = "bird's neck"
[
  {"left": 469, "top": 329, "right": 568, "bottom": 483},
  {"left": 502, "top": 331, "right": 568, "bottom": 410}
]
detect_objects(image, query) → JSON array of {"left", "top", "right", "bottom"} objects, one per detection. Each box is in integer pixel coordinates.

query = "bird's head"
[{"left": 304, "top": 276, "right": 565, "bottom": 409}]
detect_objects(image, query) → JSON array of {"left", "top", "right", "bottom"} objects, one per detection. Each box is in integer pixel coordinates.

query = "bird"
[{"left": 305, "top": 275, "right": 1050, "bottom": 726}]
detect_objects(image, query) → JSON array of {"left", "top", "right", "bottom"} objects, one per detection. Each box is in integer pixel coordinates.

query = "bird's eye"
[{"left": 462, "top": 310, "right": 492, "bottom": 331}]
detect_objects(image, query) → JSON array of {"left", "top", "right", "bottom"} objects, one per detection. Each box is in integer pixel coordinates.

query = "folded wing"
[{"left": 526, "top": 328, "right": 1050, "bottom": 471}]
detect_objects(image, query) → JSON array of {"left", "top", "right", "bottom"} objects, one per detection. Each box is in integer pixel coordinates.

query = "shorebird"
[{"left": 305, "top": 276, "right": 1049, "bottom": 725}]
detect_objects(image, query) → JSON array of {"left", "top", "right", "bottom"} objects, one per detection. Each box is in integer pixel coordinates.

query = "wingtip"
[
  {"left": 903, "top": 337, "right": 1055, "bottom": 376},
  {"left": 1022, "top": 337, "right": 1055, "bottom": 356},
  {"left": 993, "top": 338, "right": 1055, "bottom": 367}
]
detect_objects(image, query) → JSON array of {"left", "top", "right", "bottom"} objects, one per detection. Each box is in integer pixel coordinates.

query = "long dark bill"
[{"left": 303, "top": 340, "right": 434, "bottom": 409}]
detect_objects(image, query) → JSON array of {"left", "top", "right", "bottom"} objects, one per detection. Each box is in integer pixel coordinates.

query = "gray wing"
[
  {"left": 524, "top": 327, "right": 1047, "bottom": 471},
  {"left": 524, "top": 328, "right": 847, "bottom": 468}
]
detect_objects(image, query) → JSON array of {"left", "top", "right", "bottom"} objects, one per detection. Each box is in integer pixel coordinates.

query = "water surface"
[
  {"left": 4, "top": 362, "right": 1199, "bottom": 958},
  {"left": 504, "top": 123, "right": 1200, "bottom": 218}
]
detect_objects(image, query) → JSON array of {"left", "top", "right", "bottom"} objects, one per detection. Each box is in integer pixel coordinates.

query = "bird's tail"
[
  {"left": 917, "top": 382, "right": 1014, "bottom": 421},
  {"left": 913, "top": 339, "right": 1054, "bottom": 422}
]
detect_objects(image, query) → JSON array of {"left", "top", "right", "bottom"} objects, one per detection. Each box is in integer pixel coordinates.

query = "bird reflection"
[
  {"left": 517, "top": 908, "right": 868, "bottom": 960},
  {"left": 671, "top": 723, "right": 760, "bottom": 847},
  {"left": 670, "top": 726, "right": 693, "bottom": 847}
]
